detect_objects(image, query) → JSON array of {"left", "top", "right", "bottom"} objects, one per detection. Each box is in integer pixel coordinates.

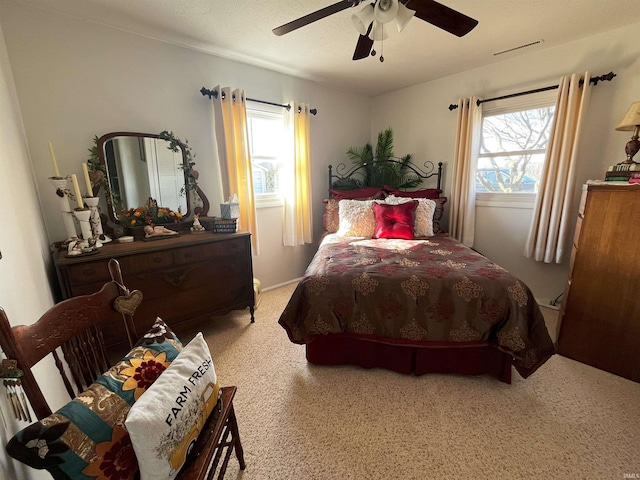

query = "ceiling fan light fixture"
[
  {"left": 373, "top": 0, "right": 399, "bottom": 24},
  {"left": 369, "top": 20, "right": 388, "bottom": 41},
  {"left": 393, "top": 2, "right": 415, "bottom": 32},
  {"left": 351, "top": 3, "right": 375, "bottom": 35}
]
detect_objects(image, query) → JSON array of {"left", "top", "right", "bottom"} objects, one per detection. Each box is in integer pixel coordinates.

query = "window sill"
[
  {"left": 255, "top": 195, "right": 283, "bottom": 209},
  {"left": 475, "top": 192, "right": 536, "bottom": 209}
]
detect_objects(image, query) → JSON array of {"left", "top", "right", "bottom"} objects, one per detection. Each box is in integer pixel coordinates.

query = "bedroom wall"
[
  {"left": 0, "top": 22, "right": 68, "bottom": 480},
  {"left": 0, "top": 0, "right": 372, "bottom": 290},
  {"left": 371, "top": 22, "right": 640, "bottom": 303}
]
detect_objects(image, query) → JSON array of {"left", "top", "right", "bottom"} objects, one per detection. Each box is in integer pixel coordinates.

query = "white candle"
[
  {"left": 82, "top": 163, "right": 93, "bottom": 197},
  {"left": 71, "top": 174, "right": 84, "bottom": 209},
  {"left": 48, "top": 142, "right": 60, "bottom": 177}
]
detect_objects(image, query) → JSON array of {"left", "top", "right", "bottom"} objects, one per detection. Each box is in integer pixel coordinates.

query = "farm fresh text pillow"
[{"left": 125, "top": 333, "right": 220, "bottom": 479}]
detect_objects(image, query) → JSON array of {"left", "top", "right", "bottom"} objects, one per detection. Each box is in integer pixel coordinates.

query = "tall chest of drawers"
[
  {"left": 556, "top": 184, "right": 640, "bottom": 382},
  {"left": 54, "top": 232, "right": 254, "bottom": 353}
]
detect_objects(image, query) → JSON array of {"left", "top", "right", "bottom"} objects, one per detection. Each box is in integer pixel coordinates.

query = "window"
[
  {"left": 246, "top": 103, "right": 288, "bottom": 207},
  {"left": 476, "top": 92, "right": 556, "bottom": 204}
]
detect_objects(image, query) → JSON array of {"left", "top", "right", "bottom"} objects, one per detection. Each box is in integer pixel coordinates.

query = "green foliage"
[
  {"left": 86, "top": 135, "right": 120, "bottom": 209},
  {"left": 158, "top": 130, "right": 199, "bottom": 196},
  {"left": 339, "top": 128, "right": 421, "bottom": 190}
]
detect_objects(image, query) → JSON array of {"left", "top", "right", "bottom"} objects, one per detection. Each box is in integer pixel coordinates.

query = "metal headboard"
[{"left": 328, "top": 158, "right": 443, "bottom": 193}]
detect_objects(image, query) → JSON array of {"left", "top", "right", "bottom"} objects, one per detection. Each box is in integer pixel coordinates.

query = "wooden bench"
[{"left": 0, "top": 259, "right": 245, "bottom": 479}]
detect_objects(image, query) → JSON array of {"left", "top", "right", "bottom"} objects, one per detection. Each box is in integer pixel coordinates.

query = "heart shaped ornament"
[
  {"left": 89, "top": 169, "right": 104, "bottom": 184},
  {"left": 113, "top": 290, "right": 143, "bottom": 315}
]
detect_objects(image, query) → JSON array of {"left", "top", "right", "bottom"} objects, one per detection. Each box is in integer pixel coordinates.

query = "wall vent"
[{"left": 493, "top": 39, "right": 544, "bottom": 56}]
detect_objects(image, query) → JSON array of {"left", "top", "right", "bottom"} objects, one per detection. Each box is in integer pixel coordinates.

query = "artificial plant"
[
  {"left": 157, "top": 130, "right": 199, "bottom": 196},
  {"left": 333, "top": 127, "right": 422, "bottom": 190}
]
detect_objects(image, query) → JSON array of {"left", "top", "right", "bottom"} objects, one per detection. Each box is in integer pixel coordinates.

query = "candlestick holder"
[
  {"left": 72, "top": 208, "right": 92, "bottom": 242},
  {"left": 49, "top": 177, "right": 77, "bottom": 241},
  {"left": 83, "top": 196, "right": 111, "bottom": 243}
]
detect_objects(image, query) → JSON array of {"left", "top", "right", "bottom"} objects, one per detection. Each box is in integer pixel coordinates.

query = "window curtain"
[
  {"left": 450, "top": 96, "right": 482, "bottom": 247},
  {"left": 524, "top": 72, "right": 592, "bottom": 263},
  {"left": 283, "top": 102, "right": 313, "bottom": 246},
  {"left": 211, "top": 86, "right": 258, "bottom": 254}
]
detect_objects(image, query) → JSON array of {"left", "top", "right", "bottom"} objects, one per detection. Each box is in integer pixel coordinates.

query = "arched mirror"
[{"left": 96, "top": 132, "right": 209, "bottom": 226}]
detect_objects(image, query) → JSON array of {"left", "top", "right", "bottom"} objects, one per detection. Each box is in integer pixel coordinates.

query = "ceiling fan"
[{"left": 273, "top": 0, "right": 478, "bottom": 61}]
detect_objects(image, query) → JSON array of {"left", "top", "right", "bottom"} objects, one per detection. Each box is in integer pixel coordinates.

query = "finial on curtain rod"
[
  {"left": 447, "top": 71, "right": 617, "bottom": 111},
  {"left": 200, "top": 87, "right": 317, "bottom": 115}
]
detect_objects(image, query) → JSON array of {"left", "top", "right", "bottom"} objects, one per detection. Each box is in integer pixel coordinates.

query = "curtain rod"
[
  {"left": 448, "top": 71, "right": 616, "bottom": 111},
  {"left": 200, "top": 87, "right": 317, "bottom": 115}
]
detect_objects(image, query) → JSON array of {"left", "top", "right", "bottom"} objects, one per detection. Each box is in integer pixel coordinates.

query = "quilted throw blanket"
[{"left": 279, "top": 233, "right": 555, "bottom": 379}]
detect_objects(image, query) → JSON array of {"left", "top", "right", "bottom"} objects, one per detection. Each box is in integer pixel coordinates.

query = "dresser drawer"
[
  {"left": 67, "top": 262, "right": 111, "bottom": 285},
  {"left": 173, "top": 237, "right": 246, "bottom": 264},
  {"left": 568, "top": 245, "right": 577, "bottom": 278},
  {"left": 118, "top": 250, "right": 174, "bottom": 274},
  {"left": 572, "top": 214, "right": 583, "bottom": 246},
  {"left": 578, "top": 184, "right": 588, "bottom": 216}
]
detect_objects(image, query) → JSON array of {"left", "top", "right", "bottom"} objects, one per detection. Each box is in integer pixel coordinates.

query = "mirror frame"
[{"left": 96, "top": 131, "right": 209, "bottom": 227}]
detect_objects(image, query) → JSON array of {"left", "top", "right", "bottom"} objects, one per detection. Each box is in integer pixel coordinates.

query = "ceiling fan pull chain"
[{"left": 380, "top": 24, "right": 385, "bottom": 62}]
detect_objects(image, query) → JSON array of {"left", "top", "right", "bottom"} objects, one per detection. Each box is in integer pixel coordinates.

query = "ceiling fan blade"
[
  {"left": 408, "top": 0, "right": 478, "bottom": 37},
  {"left": 353, "top": 23, "right": 374, "bottom": 60},
  {"left": 273, "top": 1, "right": 359, "bottom": 36}
]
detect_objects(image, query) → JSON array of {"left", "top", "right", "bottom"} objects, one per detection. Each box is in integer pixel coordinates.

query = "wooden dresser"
[
  {"left": 53, "top": 232, "right": 254, "bottom": 352},
  {"left": 556, "top": 183, "right": 640, "bottom": 382}
]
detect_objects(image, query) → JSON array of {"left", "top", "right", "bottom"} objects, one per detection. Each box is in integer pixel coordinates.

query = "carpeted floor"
[{"left": 180, "top": 284, "right": 640, "bottom": 480}]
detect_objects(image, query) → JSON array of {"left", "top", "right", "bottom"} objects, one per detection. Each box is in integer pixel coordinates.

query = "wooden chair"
[{"left": 0, "top": 259, "right": 245, "bottom": 479}]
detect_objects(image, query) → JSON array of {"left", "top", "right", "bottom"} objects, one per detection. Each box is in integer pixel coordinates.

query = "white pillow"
[
  {"left": 385, "top": 195, "right": 436, "bottom": 237},
  {"left": 337, "top": 199, "right": 378, "bottom": 237},
  {"left": 125, "top": 333, "right": 220, "bottom": 479}
]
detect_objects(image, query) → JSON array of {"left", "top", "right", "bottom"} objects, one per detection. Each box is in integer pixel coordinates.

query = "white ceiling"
[{"left": 15, "top": 0, "right": 640, "bottom": 96}]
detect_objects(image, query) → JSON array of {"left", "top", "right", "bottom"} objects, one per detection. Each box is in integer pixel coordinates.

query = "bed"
[{"left": 278, "top": 160, "right": 555, "bottom": 383}]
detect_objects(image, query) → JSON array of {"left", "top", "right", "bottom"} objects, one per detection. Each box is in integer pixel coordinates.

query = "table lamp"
[{"left": 616, "top": 101, "right": 640, "bottom": 164}]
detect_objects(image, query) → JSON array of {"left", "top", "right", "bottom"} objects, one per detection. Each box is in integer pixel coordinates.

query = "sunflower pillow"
[{"left": 6, "top": 317, "right": 182, "bottom": 480}]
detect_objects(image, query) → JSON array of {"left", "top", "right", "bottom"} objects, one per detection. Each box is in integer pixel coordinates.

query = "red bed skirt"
[{"left": 305, "top": 334, "right": 513, "bottom": 384}]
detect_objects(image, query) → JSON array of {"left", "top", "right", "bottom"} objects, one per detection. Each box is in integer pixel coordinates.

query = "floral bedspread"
[{"left": 279, "top": 233, "right": 555, "bottom": 378}]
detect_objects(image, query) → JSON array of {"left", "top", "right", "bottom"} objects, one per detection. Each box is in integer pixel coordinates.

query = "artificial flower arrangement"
[{"left": 118, "top": 197, "right": 183, "bottom": 227}]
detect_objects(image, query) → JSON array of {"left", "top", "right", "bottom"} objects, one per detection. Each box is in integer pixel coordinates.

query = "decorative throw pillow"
[
  {"left": 125, "top": 332, "right": 220, "bottom": 479},
  {"left": 336, "top": 199, "right": 379, "bottom": 237},
  {"left": 385, "top": 195, "right": 436, "bottom": 237},
  {"left": 6, "top": 317, "right": 182, "bottom": 480},
  {"left": 328, "top": 187, "right": 385, "bottom": 200},
  {"left": 322, "top": 198, "right": 340, "bottom": 233},
  {"left": 433, "top": 197, "right": 448, "bottom": 233},
  {"left": 383, "top": 186, "right": 442, "bottom": 199},
  {"left": 373, "top": 201, "right": 417, "bottom": 240}
]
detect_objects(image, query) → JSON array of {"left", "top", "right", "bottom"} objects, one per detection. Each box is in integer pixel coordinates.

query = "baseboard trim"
[
  {"left": 537, "top": 298, "right": 560, "bottom": 311},
  {"left": 262, "top": 278, "right": 302, "bottom": 293}
]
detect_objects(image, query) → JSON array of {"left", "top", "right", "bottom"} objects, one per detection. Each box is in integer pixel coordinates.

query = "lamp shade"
[
  {"left": 393, "top": 2, "right": 415, "bottom": 32},
  {"left": 374, "top": 0, "right": 399, "bottom": 24},
  {"left": 615, "top": 101, "right": 640, "bottom": 131},
  {"left": 369, "top": 20, "right": 389, "bottom": 41},
  {"left": 352, "top": 3, "right": 375, "bottom": 35}
]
